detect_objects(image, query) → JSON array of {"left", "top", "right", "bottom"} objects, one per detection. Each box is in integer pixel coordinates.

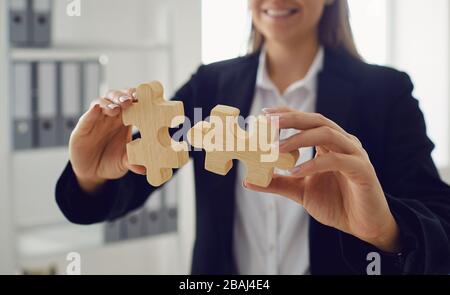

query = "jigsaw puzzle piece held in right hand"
[{"left": 187, "top": 104, "right": 299, "bottom": 188}]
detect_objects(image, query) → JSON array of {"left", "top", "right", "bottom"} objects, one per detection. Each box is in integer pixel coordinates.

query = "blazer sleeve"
[
  {"left": 340, "top": 72, "right": 450, "bottom": 274},
  {"left": 55, "top": 67, "right": 203, "bottom": 225}
]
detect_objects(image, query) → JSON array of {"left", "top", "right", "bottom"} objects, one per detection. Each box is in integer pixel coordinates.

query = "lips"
[{"left": 263, "top": 8, "right": 299, "bottom": 18}]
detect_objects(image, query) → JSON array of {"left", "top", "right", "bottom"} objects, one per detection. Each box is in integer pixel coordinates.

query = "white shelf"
[
  {"left": 12, "top": 146, "right": 68, "bottom": 155},
  {"left": 10, "top": 43, "right": 170, "bottom": 61},
  {"left": 18, "top": 230, "right": 181, "bottom": 275},
  {"left": 18, "top": 222, "right": 103, "bottom": 259},
  {"left": 17, "top": 221, "right": 179, "bottom": 262}
]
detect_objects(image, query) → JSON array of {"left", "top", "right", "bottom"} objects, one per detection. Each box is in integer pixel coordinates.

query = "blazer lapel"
[
  {"left": 316, "top": 49, "right": 357, "bottom": 132},
  {"left": 216, "top": 53, "right": 260, "bottom": 118}
]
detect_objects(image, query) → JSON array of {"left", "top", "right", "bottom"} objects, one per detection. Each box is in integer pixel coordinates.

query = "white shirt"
[{"left": 233, "top": 47, "right": 325, "bottom": 275}]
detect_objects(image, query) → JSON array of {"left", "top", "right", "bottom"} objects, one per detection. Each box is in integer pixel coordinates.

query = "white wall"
[
  {"left": 349, "top": 0, "right": 450, "bottom": 183},
  {"left": 201, "top": 0, "right": 249, "bottom": 64},
  {"left": 348, "top": 0, "right": 389, "bottom": 65},
  {"left": 389, "top": 0, "right": 450, "bottom": 170}
]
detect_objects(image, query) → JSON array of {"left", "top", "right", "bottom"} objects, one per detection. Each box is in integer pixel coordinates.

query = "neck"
[{"left": 265, "top": 34, "right": 320, "bottom": 94}]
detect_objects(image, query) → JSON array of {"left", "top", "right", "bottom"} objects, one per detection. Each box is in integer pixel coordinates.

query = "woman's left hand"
[{"left": 245, "top": 107, "right": 402, "bottom": 253}]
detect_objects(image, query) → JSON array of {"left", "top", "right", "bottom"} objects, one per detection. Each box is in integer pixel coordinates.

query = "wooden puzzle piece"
[
  {"left": 187, "top": 105, "right": 299, "bottom": 187},
  {"left": 122, "top": 81, "right": 188, "bottom": 186}
]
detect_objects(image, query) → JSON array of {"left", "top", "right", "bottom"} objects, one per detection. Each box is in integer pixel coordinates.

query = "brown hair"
[{"left": 249, "top": 0, "right": 360, "bottom": 59}]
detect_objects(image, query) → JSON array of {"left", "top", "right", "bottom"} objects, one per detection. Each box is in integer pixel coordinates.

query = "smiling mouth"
[{"left": 263, "top": 8, "right": 299, "bottom": 18}]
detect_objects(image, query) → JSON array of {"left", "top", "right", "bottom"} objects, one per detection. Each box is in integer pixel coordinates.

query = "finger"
[
  {"left": 291, "top": 152, "right": 365, "bottom": 178},
  {"left": 106, "top": 89, "right": 134, "bottom": 108},
  {"left": 96, "top": 98, "right": 122, "bottom": 117},
  {"left": 279, "top": 126, "right": 361, "bottom": 155},
  {"left": 125, "top": 88, "right": 137, "bottom": 101},
  {"left": 268, "top": 112, "right": 347, "bottom": 134},
  {"left": 73, "top": 103, "right": 102, "bottom": 135},
  {"left": 244, "top": 174, "right": 305, "bottom": 204},
  {"left": 348, "top": 133, "right": 363, "bottom": 148},
  {"left": 316, "top": 145, "right": 330, "bottom": 155},
  {"left": 128, "top": 164, "right": 146, "bottom": 175}
]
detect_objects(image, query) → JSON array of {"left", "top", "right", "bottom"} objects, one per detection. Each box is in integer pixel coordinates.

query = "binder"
[
  {"left": 60, "top": 62, "right": 82, "bottom": 145},
  {"left": 82, "top": 62, "right": 101, "bottom": 111},
  {"left": 161, "top": 187, "right": 178, "bottom": 233},
  {"left": 9, "top": 0, "right": 31, "bottom": 46},
  {"left": 104, "top": 220, "right": 123, "bottom": 243},
  {"left": 123, "top": 209, "right": 145, "bottom": 240},
  {"left": 143, "top": 191, "right": 163, "bottom": 236},
  {"left": 31, "top": 0, "right": 52, "bottom": 47},
  {"left": 12, "top": 62, "right": 33, "bottom": 150},
  {"left": 36, "top": 61, "right": 57, "bottom": 147}
]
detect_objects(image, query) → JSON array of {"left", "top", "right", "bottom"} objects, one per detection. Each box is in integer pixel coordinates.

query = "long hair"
[{"left": 249, "top": 0, "right": 360, "bottom": 59}]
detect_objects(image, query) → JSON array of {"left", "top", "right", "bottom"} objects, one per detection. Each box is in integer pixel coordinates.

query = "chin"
[{"left": 264, "top": 31, "right": 304, "bottom": 46}]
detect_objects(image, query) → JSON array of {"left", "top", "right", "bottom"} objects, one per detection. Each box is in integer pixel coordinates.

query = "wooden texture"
[
  {"left": 187, "top": 105, "right": 299, "bottom": 187},
  {"left": 122, "top": 81, "right": 188, "bottom": 186}
]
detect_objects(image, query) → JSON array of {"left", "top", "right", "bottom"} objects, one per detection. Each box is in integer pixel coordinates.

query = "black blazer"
[{"left": 56, "top": 48, "right": 450, "bottom": 274}]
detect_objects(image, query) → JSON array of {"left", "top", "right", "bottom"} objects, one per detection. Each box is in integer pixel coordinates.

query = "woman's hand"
[
  {"left": 69, "top": 88, "right": 146, "bottom": 194},
  {"left": 245, "top": 107, "right": 402, "bottom": 253}
]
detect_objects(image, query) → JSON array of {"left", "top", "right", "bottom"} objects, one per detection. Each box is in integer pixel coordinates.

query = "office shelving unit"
[
  {"left": 0, "top": 0, "right": 16, "bottom": 275},
  {"left": 0, "top": 0, "right": 201, "bottom": 274}
]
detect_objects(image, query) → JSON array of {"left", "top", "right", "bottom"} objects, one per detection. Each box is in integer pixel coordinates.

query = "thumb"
[
  {"left": 74, "top": 104, "right": 102, "bottom": 136},
  {"left": 244, "top": 174, "right": 306, "bottom": 205}
]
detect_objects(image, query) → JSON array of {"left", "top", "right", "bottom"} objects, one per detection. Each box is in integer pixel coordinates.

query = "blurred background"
[{"left": 0, "top": 0, "right": 449, "bottom": 274}]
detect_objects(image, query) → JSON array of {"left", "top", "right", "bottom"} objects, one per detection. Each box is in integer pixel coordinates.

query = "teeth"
[{"left": 264, "top": 9, "right": 296, "bottom": 17}]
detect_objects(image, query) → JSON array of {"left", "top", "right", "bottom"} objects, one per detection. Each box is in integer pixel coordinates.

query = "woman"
[{"left": 56, "top": 0, "right": 450, "bottom": 274}]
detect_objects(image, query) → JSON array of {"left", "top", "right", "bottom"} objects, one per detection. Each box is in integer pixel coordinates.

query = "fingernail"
[
  {"left": 119, "top": 96, "right": 131, "bottom": 103},
  {"left": 242, "top": 181, "right": 248, "bottom": 188},
  {"left": 132, "top": 92, "right": 137, "bottom": 98},
  {"left": 265, "top": 113, "right": 281, "bottom": 122},
  {"left": 290, "top": 166, "right": 301, "bottom": 174},
  {"left": 262, "top": 108, "right": 276, "bottom": 114},
  {"left": 107, "top": 103, "right": 119, "bottom": 109}
]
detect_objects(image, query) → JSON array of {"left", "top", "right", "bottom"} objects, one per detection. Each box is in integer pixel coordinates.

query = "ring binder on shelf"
[
  {"left": 36, "top": 61, "right": 58, "bottom": 147},
  {"left": 143, "top": 190, "right": 164, "bottom": 236},
  {"left": 9, "top": 0, "right": 31, "bottom": 46},
  {"left": 31, "top": 0, "right": 52, "bottom": 47},
  {"left": 82, "top": 62, "right": 101, "bottom": 111},
  {"left": 124, "top": 209, "right": 146, "bottom": 240},
  {"left": 59, "top": 62, "right": 82, "bottom": 145},
  {"left": 104, "top": 220, "right": 123, "bottom": 243},
  {"left": 12, "top": 62, "right": 34, "bottom": 150},
  {"left": 162, "top": 187, "right": 178, "bottom": 233}
]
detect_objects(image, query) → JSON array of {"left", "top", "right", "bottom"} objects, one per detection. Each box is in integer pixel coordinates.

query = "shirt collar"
[{"left": 256, "top": 46, "right": 325, "bottom": 95}]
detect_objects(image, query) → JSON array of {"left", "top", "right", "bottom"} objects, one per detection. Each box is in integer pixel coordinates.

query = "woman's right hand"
[{"left": 69, "top": 88, "right": 146, "bottom": 194}]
